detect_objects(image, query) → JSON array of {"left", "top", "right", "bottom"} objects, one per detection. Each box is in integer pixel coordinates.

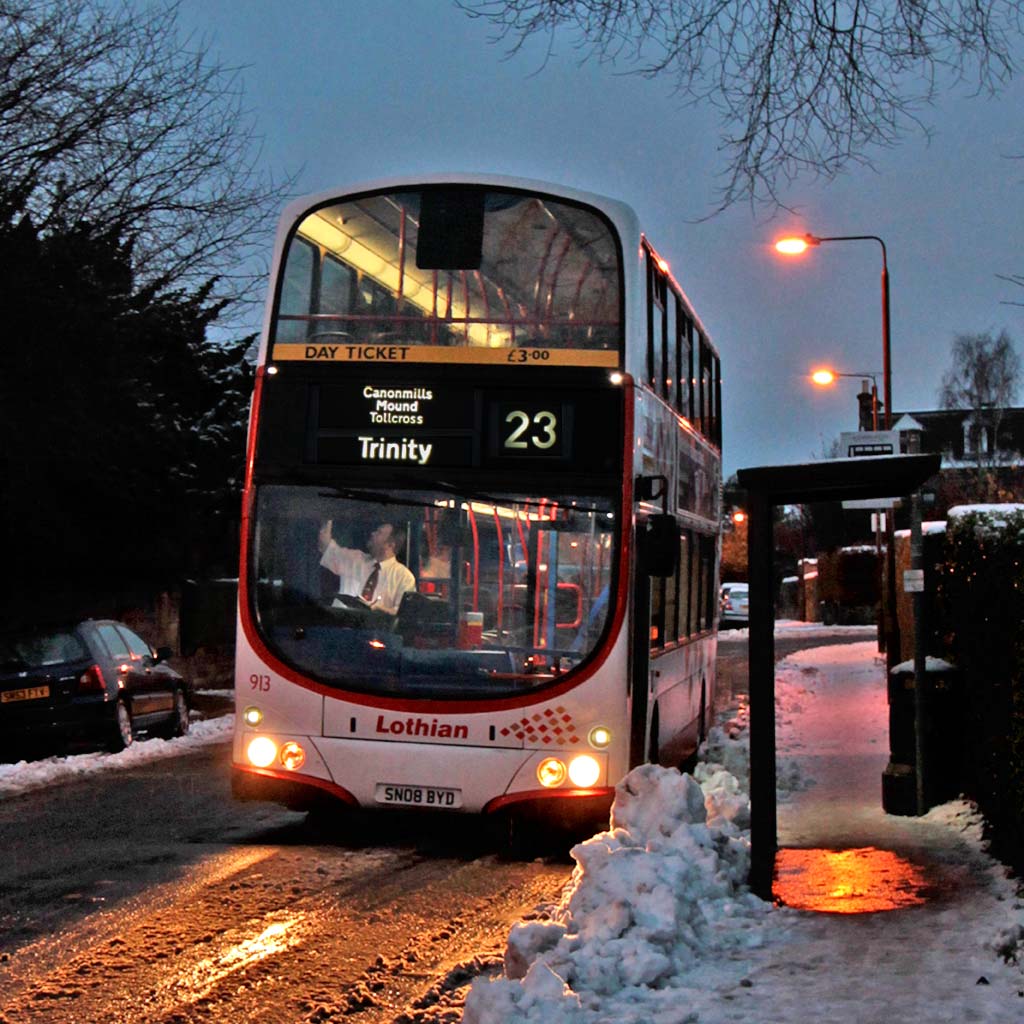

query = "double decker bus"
[{"left": 232, "top": 175, "right": 722, "bottom": 830}]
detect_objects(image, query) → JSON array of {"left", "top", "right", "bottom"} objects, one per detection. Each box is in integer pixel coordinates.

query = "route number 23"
[{"left": 503, "top": 409, "right": 558, "bottom": 451}]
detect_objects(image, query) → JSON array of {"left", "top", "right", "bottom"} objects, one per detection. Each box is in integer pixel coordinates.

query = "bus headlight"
[
  {"left": 588, "top": 726, "right": 611, "bottom": 749},
  {"left": 568, "top": 755, "right": 601, "bottom": 788},
  {"left": 247, "top": 736, "right": 278, "bottom": 768},
  {"left": 280, "top": 741, "right": 306, "bottom": 771},
  {"left": 537, "top": 757, "right": 567, "bottom": 788},
  {"left": 243, "top": 706, "right": 263, "bottom": 727}
]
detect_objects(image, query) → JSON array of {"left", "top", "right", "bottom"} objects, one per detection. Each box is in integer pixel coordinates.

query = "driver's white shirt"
[{"left": 319, "top": 541, "right": 415, "bottom": 611}]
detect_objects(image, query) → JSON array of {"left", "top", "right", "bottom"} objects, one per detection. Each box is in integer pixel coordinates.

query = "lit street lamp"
[
  {"left": 810, "top": 367, "right": 880, "bottom": 431},
  {"left": 774, "top": 231, "right": 899, "bottom": 672},
  {"left": 775, "top": 234, "right": 892, "bottom": 431}
]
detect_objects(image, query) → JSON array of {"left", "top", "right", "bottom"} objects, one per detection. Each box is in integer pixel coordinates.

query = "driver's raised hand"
[{"left": 318, "top": 519, "right": 333, "bottom": 552}]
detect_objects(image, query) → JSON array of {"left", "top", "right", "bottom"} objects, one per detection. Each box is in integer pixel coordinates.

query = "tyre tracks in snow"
[{"left": 0, "top": 840, "right": 569, "bottom": 1024}]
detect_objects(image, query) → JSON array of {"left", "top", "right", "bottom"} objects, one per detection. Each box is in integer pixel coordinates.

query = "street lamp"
[
  {"left": 774, "top": 231, "right": 898, "bottom": 673},
  {"left": 775, "top": 234, "right": 892, "bottom": 430},
  {"left": 810, "top": 367, "right": 880, "bottom": 431}
]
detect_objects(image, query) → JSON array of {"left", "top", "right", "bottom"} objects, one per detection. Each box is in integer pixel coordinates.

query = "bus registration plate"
[{"left": 375, "top": 783, "right": 463, "bottom": 809}]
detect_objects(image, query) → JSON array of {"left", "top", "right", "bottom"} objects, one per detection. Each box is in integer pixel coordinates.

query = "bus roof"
[{"left": 276, "top": 172, "right": 641, "bottom": 250}]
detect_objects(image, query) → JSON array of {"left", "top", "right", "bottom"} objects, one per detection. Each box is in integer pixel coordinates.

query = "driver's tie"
[{"left": 361, "top": 562, "right": 381, "bottom": 602}]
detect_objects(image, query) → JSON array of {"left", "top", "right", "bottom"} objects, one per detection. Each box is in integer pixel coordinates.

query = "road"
[
  {"left": 0, "top": 742, "right": 568, "bottom": 1024},
  {"left": 715, "top": 626, "right": 877, "bottom": 712},
  {"left": 0, "top": 630, "right": 871, "bottom": 1023}
]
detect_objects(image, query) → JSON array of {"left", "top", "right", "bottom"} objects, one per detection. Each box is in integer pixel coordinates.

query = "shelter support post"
[
  {"left": 737, "top": 453, "right": 940, "bottom": 902},
  {"left": 747, "top": 488, "right": 776, "bottom": 899}
]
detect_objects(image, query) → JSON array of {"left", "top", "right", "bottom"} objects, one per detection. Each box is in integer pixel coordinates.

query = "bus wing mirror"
[{"left": 640, "top": 514, "right": 677, "bottom": 578}]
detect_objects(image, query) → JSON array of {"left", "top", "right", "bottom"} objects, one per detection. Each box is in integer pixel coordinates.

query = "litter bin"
[{"left": 882, "top": 660, "right": 963, "bottom": 815}]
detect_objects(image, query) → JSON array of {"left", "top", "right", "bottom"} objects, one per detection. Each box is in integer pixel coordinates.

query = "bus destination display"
[{"left": 295, "top": 379, "right": 617, "bottom": 474}]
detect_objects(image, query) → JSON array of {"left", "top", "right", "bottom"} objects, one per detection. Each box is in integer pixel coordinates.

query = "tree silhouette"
[{"left": 0, "top": 195, "right": 252, "bottom": 614}]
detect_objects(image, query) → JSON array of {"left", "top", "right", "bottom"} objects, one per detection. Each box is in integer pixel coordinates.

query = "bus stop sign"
[
  {"left": 840, "top": 431, "right": 901, "bottom": 509},
  {"left": 839, "top": 430, "right": 899, "bottom": 459}
]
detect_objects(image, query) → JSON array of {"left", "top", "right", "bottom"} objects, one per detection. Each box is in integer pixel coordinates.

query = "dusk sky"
[{"left": 178, "top": 1, "right": 1024, "bottom": 477}]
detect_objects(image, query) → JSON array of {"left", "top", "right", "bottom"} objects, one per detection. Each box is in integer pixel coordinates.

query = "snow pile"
[{"left": 464, "top": 758, "right": 776, "bottom": 1024}]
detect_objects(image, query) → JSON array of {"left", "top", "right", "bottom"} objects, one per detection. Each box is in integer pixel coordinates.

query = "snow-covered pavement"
[
  {"left": 0, "top": 714, "right": 234, "bottom": 799},
  {"left": 465, "top": 641, "right": 1024, "bottom": 1023}
]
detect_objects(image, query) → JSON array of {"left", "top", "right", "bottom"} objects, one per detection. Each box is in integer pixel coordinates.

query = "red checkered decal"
[{"left": 499, "top": 705, "right": 580, "bottom": 745}]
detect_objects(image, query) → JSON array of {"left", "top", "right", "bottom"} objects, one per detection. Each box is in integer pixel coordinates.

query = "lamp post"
[
  {"left": 810, "top": 368, "right": 880, "bottom": 431},
  {"left": 810, "top": 366, "right": 885, "bottom": 651},
  {"left": 775, "top": 232, "right": 899, "bottom": 671},
  {"left": 776, "top": 234, "right": 892, "bottom": 431}
]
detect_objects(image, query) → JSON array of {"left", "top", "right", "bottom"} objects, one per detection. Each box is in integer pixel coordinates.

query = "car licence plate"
[
  {"left": 1, "top": 685, "right": 50, "bottom": 704},
  {"left": 374, "top": 783, "right": 463, "bottom": 809}
]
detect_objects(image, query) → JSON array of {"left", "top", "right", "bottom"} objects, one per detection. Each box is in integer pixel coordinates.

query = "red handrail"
[
  {"left": 493, "top": 508, "right": 504, "bottom": 631},
  {"left": 467, "top": 505, "right": 480, "bottom": 611},
  {"left": 555, "top": 582, "right": 583, "bottom": 629}
]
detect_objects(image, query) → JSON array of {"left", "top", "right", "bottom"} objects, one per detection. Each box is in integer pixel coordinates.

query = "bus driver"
[{"left": 318, "top": 520, "right": 416, "bottom": 615}]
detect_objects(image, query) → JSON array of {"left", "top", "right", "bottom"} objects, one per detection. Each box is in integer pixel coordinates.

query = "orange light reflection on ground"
[{"left": 774, "top": 847, "right": 930, "bottom": 914}]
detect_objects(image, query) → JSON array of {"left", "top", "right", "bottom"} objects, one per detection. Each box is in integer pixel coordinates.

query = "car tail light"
[{"left": 78, "top": 664, "right": 107, "bottom": 694}]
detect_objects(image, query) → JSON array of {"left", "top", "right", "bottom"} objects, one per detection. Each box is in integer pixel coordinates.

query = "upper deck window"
[{"left": 271, "top": 187, "right": 622, "bottom": 368}]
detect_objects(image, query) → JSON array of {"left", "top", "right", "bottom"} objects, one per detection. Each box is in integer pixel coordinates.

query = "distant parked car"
[
  {"left": 0, "top": 619, "right": 191, "bottom": 757},
  {"left": 719, "top": 582, "right": 749, "bottom": 627}
]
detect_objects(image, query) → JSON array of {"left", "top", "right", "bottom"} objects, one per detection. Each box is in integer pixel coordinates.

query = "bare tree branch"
[
  {"left": 458, "top": 1, "right": 1024, "bottom": 209},
  {"left": 0, "top": 0, "right": 295, "bottom": 311}
]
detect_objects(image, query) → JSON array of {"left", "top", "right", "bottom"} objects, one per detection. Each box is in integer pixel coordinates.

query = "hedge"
[{"left": 937, "top": 506, "right": 1024, "bottom": 870}]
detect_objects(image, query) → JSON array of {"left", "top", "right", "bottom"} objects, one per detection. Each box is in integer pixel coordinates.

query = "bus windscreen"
[
  {"left": 271, "top": 187, "right": 622, "bottom": 366},
  {"left": 250, "top": 484, "right": 617, "bottom": 699}
]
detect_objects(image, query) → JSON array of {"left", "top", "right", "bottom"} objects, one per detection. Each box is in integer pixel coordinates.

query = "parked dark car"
[{"left": 0, "top": 619, "right": 191, "bottom": 757}]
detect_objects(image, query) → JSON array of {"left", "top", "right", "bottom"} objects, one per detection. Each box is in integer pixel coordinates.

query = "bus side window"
[
  {"left": 679, "top": 316, "right": 694, "bottom": 420},
  {"left": 712, "top": 352, "right": 722, "bottom": 447},
  {"left": 650, "top": 572, "right": 664, "bottom": 651},
  {"left": 676, "top": 531, "right": 690, "bottom": 640},
  {"left": 320, "top": 254, "right": 354, "bottom": 320},
  {"left": 686, "top": 529, "right": 699, "bottom": 636},
  {"left": 647, "top": 253, "right": 666, "bottom": 395},
  {"left": 665, "top": 294, "right": 679, "bottom": 411},
  {"left": 664, "top": 520, "right": 679, "bottom": 642},
  {"left": 698, "top": 335, "right": 713, "bottom": 440},
  {"left": 694, "top": 533, "right": 714, "bottom": 632},
  {"left": 275, "top": 237, "right": 316, "bottom": 345}
]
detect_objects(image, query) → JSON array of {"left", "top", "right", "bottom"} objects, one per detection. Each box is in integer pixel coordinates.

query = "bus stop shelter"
[{"left": 735, "top": 453, "right": 940, "bottom": 897}]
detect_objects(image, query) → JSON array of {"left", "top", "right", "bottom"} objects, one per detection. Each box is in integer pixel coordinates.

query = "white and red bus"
[{"left": 232, "top": 175, "right": 722, "bottom": 830}]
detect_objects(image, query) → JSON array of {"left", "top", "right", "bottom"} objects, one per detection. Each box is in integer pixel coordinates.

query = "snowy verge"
[{"left": 0, "top": 715, "right": 234, "bottom": 798}]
